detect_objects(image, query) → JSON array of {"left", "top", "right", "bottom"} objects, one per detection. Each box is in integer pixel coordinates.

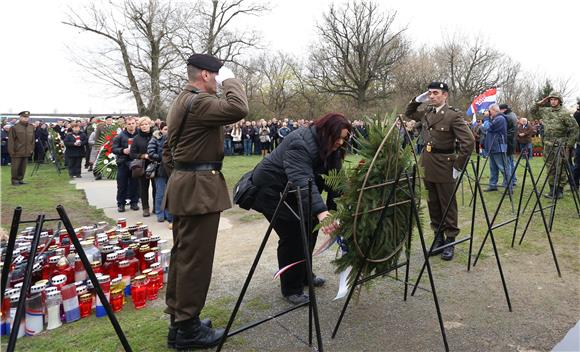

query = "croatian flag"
[{"left": 466, "top": 88, "right": 497, "bottom": 117}]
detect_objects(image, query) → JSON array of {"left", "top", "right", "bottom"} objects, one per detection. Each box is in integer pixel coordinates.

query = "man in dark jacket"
[
  {"left": 8, "top": 111, "right": 35, "bottom": 186},
  {"left": 500, "top": 104, "right": 518, "bottom": 186},
  {"left": 1, "top": 125, "right": 10, "bottom": 166},
  {"left": 162, "top": 54, "right": 248, "bottom": 349},
  {"left": 112, "top": 116, "right": 139, "bottom": 212},
  {"left": 63, "top": 122, "right": 88, "bottom": 178},
  {"left": 573, "top": 102, "right": 580, "bottom": 189},
  {"left": 241, "top": 121, "right": 254, "bottom": 156},
  {"left": 483, "top": 104, "right": 511, "bottom": 192}
]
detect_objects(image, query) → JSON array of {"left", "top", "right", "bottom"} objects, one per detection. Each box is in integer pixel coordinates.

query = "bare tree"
[
  {"left": 253, "top": 52, "right": 301, "bottom": 117},
  {"left": 308, "top": 1, "right": 408, "bottom": 111},
  {"left": 434, "top": 33, "right": 521, "bottom": 108},
  {"left": 63, "top": 0, "right": 267, "bottom": 118},
  {"left": 63, "top": 0, "right": 184, "bottom": 119},
  {"left": 172, "top": 0, "right": 269, "bottom": 65}
]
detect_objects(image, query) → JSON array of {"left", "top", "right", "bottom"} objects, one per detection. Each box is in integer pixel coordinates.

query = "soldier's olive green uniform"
[
  {"left": 406, "top": 100, "right": 475, "bottom": 238},
  {"left": 7, "top": 121, "right": 35, "bottom": 183},
  {"left": 162, "top": 79, "right": 248, "bottom": 323},
  {"left": 537, "top": 92, "right": 579, "bottom": 189}
]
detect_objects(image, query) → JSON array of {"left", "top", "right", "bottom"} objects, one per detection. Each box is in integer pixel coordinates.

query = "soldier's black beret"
[
  {"left": 187, "top": 54, "right": 222, "bottom": 73},
  {"left": 18, "top": 111, "right": 30, "bottom": 116},
  {"left": 427, "top": 81, "right": 449, "bottom": 92}
]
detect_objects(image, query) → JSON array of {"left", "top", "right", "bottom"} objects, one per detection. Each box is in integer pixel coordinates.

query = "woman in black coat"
[
  {"left": 251, "top": 113, "right": 352, "bottom": 304},
  {"left": 34, "top": 123, "right": 49, "bottom": 162},
  {"left": 130, "top": 117, "right": 155, "bottom": 217},
  {"left": 63, "top": 123, "right": 88, "bottom": 177}
]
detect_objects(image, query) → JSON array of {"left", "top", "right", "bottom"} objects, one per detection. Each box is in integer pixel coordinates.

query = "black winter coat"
[
  {"left": 147, "top": 130, "right": 168, "bottom": 178},
  {"left": 130, "top": 129, "right": 153, "bottom": 160},
  {"left": 112, "top": 129, "right": 137, "bottom": 167},
  {"left": 251, "top": 126, "right": 338, "bottom": 222},
  {"left": 63, "top": 132, "right": 88, "bottom": 157}
]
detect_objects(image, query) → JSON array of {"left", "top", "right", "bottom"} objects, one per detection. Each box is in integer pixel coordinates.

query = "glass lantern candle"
[
  {"left": 45, "top": 290, "right": 63, "bottom": 330},
  {"left": 79, "top": 293, "right": 92, "bottom": 318},
  {"left": 110, "top": 289, "right": 124, "bottom": 313},
  {"left": 146, "top": 272, "right": 160, "bottom": 301},
  {"left": 50, "top": 274, "right": 67, "bottom": 291},
  {"left": 95, "top": 275, "right": 111, "bottom": 318},
  {"left": 130, "top": 275, "right": 147, "bottom": 309}
]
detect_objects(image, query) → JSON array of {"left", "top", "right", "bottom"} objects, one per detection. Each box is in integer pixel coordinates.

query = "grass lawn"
[
  {"left": 2, "top": 153, "right": 578, "bottom": 351},
  {"left": 1, "top": 164, "right": 112, "bottom": 233}
]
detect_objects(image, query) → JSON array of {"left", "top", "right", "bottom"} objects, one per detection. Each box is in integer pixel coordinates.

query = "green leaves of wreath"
[{"left": 322, "top": 114, "right": 422, "bottom": 287}]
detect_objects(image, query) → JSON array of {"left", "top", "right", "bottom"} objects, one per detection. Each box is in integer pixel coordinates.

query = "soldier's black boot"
[
  {"left": 168, "top": 316, "right": 212, "bottom": 349},
  {"left": 175, "top": 317, "right": 224, "bottom": 350},
  {"left": 556, "top": 187, "right": 564, "bottom": 199},
  {"left": 430, "top": 232, "right": 445, "bottom": 256},
  {"left": 544, "top": 185, "right": 556, "bottom": 199},
  {"left": 441, "top": 237, "right": 455, "bottom": 261}
]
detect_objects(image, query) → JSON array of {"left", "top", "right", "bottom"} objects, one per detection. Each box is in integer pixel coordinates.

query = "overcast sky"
[{"left": 1, "top": 0, "right": 578, "bottom": 115}]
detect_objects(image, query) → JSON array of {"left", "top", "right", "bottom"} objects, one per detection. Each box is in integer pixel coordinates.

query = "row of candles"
[{"left": 1, "top": 218, "right": 170, "bottom": 338}]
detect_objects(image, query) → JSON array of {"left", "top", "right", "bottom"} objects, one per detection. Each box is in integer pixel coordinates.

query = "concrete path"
[{"left": 71, "top": 167, "right": 232, "bottom": 241}]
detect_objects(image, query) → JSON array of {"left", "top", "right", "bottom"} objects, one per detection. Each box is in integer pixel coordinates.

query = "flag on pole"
[{"left": 466, "top": 88, "right": 497, "bottom": 116}]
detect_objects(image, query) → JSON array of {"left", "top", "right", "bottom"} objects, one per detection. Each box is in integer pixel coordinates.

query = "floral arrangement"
[
  {"left": 48, "top": 128, "right": 65, "bottom": 168},
  {"left": 93, "top": 127, "right": 119, "bottom": 179},
  {"left": 322, "top": 115, "right": 420, "bottom": 287}
]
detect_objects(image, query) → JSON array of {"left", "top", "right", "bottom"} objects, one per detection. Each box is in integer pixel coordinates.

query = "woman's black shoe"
[{"left": 284, "top": 293, "right": 309, "bottom": 305}]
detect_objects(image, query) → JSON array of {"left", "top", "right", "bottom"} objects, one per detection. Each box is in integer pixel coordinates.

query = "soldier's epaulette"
[{"left": 448, "top": 106, "right": 461, "bottom": 112}]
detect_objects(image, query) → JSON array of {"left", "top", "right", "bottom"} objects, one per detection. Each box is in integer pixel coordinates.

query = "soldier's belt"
[
  {"left": 428, "top": 147, "right": 455, "bottom": 154},
  {"left": 174, "top": 161, "right": 222, "bottom": 172}
]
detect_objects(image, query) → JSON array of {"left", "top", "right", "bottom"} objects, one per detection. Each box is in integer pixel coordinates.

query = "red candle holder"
[
  {"left": 110, "top": 289, "right": 124, "bottom": 312},
  {"left": 130, "top": 275, "right": 147, "bottom": 309},
  {"left": 79, "top": 293, "right": 92, "bottom": 318},
  {"left": 146, "top": 272, "right": 159, "bottom": 301}
]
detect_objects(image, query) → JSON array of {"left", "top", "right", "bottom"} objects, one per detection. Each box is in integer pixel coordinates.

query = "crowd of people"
[{"left": 2, "top": 73, "right": 579, "bottom": 350}]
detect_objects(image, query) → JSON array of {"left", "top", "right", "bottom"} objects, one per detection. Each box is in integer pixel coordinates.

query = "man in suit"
[
  {"left": 162, "top": 54, "right": 248, "bottom": 349},
  {"left": 405, "top": 82, "right": 474, "bottom": 260}
]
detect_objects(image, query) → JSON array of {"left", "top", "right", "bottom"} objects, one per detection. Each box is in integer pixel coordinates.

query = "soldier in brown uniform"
[
  {"left": 162, "top": 54, "right": 248, "bottom": 350},
  {"left": 8, "top": 111, "right": 35, "bottom": 186},
  {"left": 405, "top": 82, "right": 475, "bottom": 260}
]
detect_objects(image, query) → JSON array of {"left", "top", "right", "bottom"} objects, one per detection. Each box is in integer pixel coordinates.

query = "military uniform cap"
[
  {"left": 18, "top": 111, "right": 30, "bottom": 116},
  {"left": 427, "top": 81, "right": 449, "bottom": 92},
  {"left": 187, "top": 54, "right": 223, "bottom": 73},
  {"left": 547, "top": 91, "right": 562, "bottom": 102}
]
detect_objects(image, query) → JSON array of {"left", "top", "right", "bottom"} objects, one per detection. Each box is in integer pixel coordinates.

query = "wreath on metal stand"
[{"left": 322, "top": 114, "right": 422, "bottom": 288}]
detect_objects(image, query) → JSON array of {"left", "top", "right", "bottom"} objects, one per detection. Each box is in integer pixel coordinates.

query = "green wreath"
[{"left": 323, "top": 115, "right": 421, "bottom": 286}]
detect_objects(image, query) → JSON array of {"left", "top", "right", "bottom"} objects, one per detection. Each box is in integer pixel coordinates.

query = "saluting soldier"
[
  {"left": 8, "top": 111, "right": 35, "bottom": 186},
  {"left": 162, "top": 54, "right": 248, "bottom": 350},
  {"left": 535, "top": 91, "right": 579, "bottom": 199},
  {"left": 405, "top": 82, "right": 475, "bottom": 260}
]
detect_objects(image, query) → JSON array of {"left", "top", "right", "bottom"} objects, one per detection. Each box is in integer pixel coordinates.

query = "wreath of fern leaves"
[{"left": 323, "top": 114, "right": 421, "bottom": 287}]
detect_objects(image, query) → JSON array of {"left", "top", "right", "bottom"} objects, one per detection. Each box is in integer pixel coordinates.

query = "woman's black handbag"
[
  {"left": 130, "top": 159, "right": 145, "bottom": 178},
  {"left": 145, "top": 161, "right": 159, "bottom": 179},
  {"left": 233, "top": 170, "right": 258, "bottom": 210}
]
